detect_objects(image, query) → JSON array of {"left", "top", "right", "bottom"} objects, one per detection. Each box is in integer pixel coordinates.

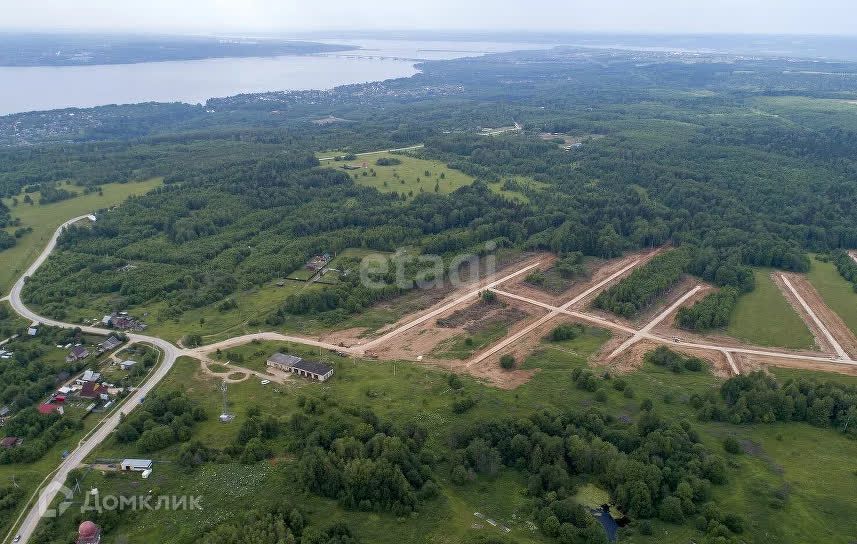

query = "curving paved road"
[
  {"left": 4, "top": 217, "right": 183, "bottom": 544},
  {"left": 2, "top": 217, "right": 343, "bottom": 544}
]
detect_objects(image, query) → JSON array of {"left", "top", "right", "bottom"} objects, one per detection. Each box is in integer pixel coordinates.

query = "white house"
[
  {"left": 121, "top": 459, "right": 153, "bottom": 471},
  {"left": 81, "top": 370, "right": 101, "bottom": 382}
]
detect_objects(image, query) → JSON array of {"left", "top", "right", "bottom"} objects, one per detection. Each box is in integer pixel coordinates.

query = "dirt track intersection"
[{"left": 335, "top": 251, "right": 857, "bottom": 388}]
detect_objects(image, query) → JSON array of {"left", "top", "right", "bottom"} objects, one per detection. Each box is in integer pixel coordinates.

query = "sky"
[{"left": 0, "top": 0, "right": 854, "bottom": 36}]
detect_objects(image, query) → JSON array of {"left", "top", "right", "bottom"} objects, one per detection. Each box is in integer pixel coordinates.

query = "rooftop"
[
  {"left": 293, "top": 359, "right": 334, "bottom": 376},
  {"left": 268, "top": 353, "right": 302, "bottom": 367}
]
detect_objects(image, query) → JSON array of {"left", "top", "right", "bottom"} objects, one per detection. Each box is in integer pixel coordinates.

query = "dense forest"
[
  {"left": 11, "top": 45, "right": 849, "bottom": 325},
  {"left": 694, "top": 371, "right": 857, "bottom": 435},
  {"left": 675, "top": 287, "right": 739, "bottom": 332},
  {"left": 448, "top": 403, "right": 742, "bottom": 543}
]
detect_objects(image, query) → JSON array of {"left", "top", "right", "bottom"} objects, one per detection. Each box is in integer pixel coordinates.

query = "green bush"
[{"left": 500, "top": 354, "right": 516, "bottom": 370}]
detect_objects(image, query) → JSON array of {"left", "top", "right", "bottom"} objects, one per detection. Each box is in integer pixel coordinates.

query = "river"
[{"left": 0, "top": 39, "right": 550, "bottom": 115}]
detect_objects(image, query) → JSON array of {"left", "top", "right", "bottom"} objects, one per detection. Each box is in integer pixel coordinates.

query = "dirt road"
[
  {"left": 779, "top": 274, "right": 849, "bottom": 359},
  {"left": 607, "top": 285, "right": 702, "bottom": 360},
  {"left": 469, "top": 258, "right": 644, "bottom": 367},
  {"left": 359, "top": 260, "right": 543, "bottom": 352}
]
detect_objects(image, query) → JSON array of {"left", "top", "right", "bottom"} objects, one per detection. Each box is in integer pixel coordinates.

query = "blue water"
[
  {"left": 592, "top": 508, "right": 620, "bottom": 542},
  {"left": 0, "top": 39, "right": 550, "bottom": 115}
]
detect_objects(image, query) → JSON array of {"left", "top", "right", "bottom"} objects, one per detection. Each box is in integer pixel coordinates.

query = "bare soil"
[
  {"left": 366, "top": 253, "right": 551, "bottom": 341},
  {"left": 371, "top": 293, "right": 540, "bottom": 367},
  {"left": 320, "top": 327, "right": 370, "bottom": 348},
  {"left": 740, "top": 354, "right": 857, "bottom": 377},
  {"left": 503, "top": 249, "right": 660, "bottom": 310},
  {"left": 436, "top": 299, "right": 505, "bottom": 328},
  {"left": 776, "top": 272, "right": 857, "bottom": 359}
]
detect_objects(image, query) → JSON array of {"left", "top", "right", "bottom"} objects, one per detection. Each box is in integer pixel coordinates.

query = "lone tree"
[{"left": 500, "top": 354, "right": 516, "bottom": 370}]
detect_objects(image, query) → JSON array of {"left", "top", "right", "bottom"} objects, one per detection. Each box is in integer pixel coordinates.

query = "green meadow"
[
  {"left": 806, "top": 257, "right": 857, "bottom": 338},
  {"left": 726, "top": 269, "right": 815, "bottom": 349},
  {"left": 30, "top": 327, "right": 857, "bottom": 544},
  {"left": 320, "top": 150, "right": 539, "bottom": 203}
]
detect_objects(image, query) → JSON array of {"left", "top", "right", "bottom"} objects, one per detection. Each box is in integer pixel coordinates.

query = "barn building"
[
  {"left": 121, "top": 458, "right": 153, "bottom": 471},
  {"left": 266, "top": 353, "right": 334, "bottom": 382}
]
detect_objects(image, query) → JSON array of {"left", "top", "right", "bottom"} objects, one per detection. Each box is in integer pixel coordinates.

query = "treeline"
[
  {"left": 593, "top": 249, "right": 690, "bottom": 318},
  {"left": 449, "top": 404, "right": 744, "bottom": 543},
  {"left": 0, "top": 485, "right": 25, "bottom": 535},
  {"left": 675, "top": 287, "right": 739, "bottom": 331},
  {"left": 0, "top": 408, "right": 83, "bottom": 465},
  {"left": 202, "top": 501, "right": 360, "bottom": 544},
  {"left": 36, "top": 185, "right": 77, "bottom": 205},
  {"left": 115, "top": 390, "right": 207, "bottom": 452},
  {"left": 694, "top": 371, "right": 857, "bottom": 435},
  {"left": 0, "top": 230, "right": 14, "bottom": 251},
  {"left": 830, "top": 250, "right": 857, "bottom": 292},
  {"left": 271, "top": 274, "right": 405, "bottom": 324},
  {"left": 221, "top": 406, "right": 283, "bottom": 465},
  {"left": 293, "top": 400, "right": 435, "bottom": 516}
]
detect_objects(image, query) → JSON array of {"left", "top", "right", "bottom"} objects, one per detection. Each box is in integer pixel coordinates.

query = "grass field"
[
  {"left": 319, "top": 151, "right": 537, "bottom": 203},
  {"left": 31, "top": 325, "right": 857, "bottom": 544},
  {"left": 432, "top": 321, "right": 509, "bottom": 360},
  {"left": 0, "top": 178, "right": 164, "bottom": 293},
  {"left": 806, "top": 257, "right": 857, "bottom": 338},
  {"left": 726, "top": 268, "right": 815, "bottom": 349}
]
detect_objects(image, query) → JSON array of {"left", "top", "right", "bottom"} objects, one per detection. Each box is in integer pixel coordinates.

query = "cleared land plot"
[
  {"left": 0, "top": 178, "right": 163, "bottom": 293},
  {"left": 806, "top": 258, "right": 857, "bottom": 339},
  {"left": 320, "top": 151, "right": 535, "bottom": 202},
  {"left": 776, "top": 273, "right": 857, "bottom": 359},
  {"left": 99, "top": 279, "right": 319, "bottom": 346},
  {"left": 433, "top": 315, "right": 522, "bottom": 360},
  {"left": 725, "top": 269, "right": 814, "bottom": 349},
  {"left": 520, "top": 258, "right": 597, "bottom": 295}
]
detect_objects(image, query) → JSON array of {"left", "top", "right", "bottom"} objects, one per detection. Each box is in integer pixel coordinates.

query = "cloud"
[{"left": 0, "top": 0, "right": 853, "bottom": 35}]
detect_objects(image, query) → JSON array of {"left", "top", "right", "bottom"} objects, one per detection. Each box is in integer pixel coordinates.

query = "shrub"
[
  {"left": 723, "top": 436, "right": 743, "bottom": 454},
  {"left": 549, "top": 324, "right": 583, "bottom": 342},
  {"left": 500, "top": 354, "right": 516, "bottom": 370},
  {"left": 376, "top": 157, "right": 402, "bottom": 166},
  {"left": 452, "top": 397, "right": 477, "bottom": 414}
]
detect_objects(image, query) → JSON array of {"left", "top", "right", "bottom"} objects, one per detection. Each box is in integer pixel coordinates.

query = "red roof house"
[
  {"left": 0, "top": 437, "right": 21, "bottom": 448},
  {"left": 37, "top": 403, "right": 59, "bottom": 415},
  {"left": 79, "top": 382, "right": 104, "bottom": 400}
]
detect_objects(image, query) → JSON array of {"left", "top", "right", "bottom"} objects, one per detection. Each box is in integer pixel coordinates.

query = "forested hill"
[
  {"left": 6, "top": 46, "right": 857, "bottom": 147},
  {"left": 0, "top": 34, "right": 351, "bottom": 67},
  {"left": 9, "top": 45, "right": 857, "bottom": 327}
]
